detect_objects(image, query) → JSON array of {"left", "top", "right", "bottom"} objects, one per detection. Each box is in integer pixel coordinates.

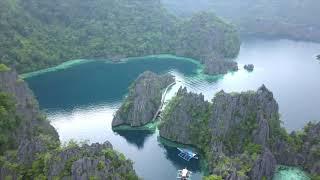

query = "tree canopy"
[{"left": 0, "top": 0, "right": 240, "bottom": 73}]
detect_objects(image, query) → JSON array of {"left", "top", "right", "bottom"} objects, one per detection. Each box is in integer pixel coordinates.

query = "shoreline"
[
  {"left": 273, "top": 165, "right": 311, "bottom": 180},
  {"left": 112, "top": 121, "right": 160, "bottom": 131},
  {"left": 20, "top": 54, "right": 206, "bottom": 79},
  {"left": 20, "top": 59, "right": 92, "bottom": 79}
]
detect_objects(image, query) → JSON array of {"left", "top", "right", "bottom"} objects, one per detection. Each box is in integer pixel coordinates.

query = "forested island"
[{"left": 0, "top": 0, "right": 240, "bottom": 74}]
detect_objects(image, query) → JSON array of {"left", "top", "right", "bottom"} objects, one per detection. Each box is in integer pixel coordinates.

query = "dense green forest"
[
  {"left": 162, "top": 0, "right": 320, "bottom": 42},
  {"left": 0, "top": 0, "right": 239, "bottom": 73}
]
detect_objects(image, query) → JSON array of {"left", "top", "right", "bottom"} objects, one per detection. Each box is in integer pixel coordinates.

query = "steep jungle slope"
[{"left": 0, "top": 0, "right": 240, "bottom": 74}]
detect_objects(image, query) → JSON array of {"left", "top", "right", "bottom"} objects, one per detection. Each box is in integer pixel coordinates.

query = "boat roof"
[{"left": 177, "top": 148, "right": 198, "bottom": 161}]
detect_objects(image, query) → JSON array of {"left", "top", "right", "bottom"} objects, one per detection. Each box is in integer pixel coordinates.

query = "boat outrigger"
[
  {"left": 177, "top": 148, "right": 198, "bottom": 161},
  {"left": 177, "top": 168, "right": 192, "bottom": 180}
]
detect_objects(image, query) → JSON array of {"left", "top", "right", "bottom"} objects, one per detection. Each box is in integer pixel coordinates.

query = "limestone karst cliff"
[
  {"left": 113, "top": 71, "right": 175, "bottom": 127},
  {"left": 159, "top": 84, "right": 320, "bottom": 178}
]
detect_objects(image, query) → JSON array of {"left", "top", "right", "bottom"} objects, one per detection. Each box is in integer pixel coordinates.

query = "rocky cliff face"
[
  {"left": 271, "top": 122, "right": 320, "bottom": 176},
  {"left": 159, "top": 87, "right": 211, "bottom": 144},
  {"left": 113, "top": 71, "right": 175, "bottom": 127},
  {"left": 250, "top": 149, "right": 277, "bottom": 180},
  {"left": 159, "top": 85, "right": 279, "bottom": 179},
  {"left": 0, "top": 69, "right": 59, "bottom": 153},
  {"left": 46, "top": 141, "right": 138, "bottom": 180},
  {"left": 209, "top": 85, "right": 278, "bottom": 152},
  {"left": 160, "top": 85, "right": 278, "bottom": 150},
  {"left": 0, "top": 68, "right": 139, "bottom": 179},
  {"left": 160, "top": 83, "right": 320, "bottom": 178}
]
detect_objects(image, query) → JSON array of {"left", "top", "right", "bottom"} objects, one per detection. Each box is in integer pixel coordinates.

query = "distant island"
[{"left": 317, "top": 54, "right": 320, "bottom": 60}]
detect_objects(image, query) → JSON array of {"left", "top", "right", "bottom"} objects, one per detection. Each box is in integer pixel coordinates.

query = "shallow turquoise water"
[
  {"left": 25, "top": 39, "right": 320, "bottom": 179},
  {"left": 273, "top": 166, "right": 310, "bottom": 180}
]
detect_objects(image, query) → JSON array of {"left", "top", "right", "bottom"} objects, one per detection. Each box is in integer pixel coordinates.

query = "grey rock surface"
[
  {"left": 250, "top": 148, "right": 276, "bottom": 180},
  {"left": 159, "top": 85, "right": 280, "bottom": 178},
  {"left": 210, "top": 85, "right": 279, "bottom": 141},
  {"left": 46, "top": 141, "right": 137, "bottom": 180},
  {"left": 112, "top": 71, "right": 175, "bottom": 127},
  {"left": 159, "top": 87, "right": 210, "bottom": 144},
  {"left": 0, "top": 69, "right": 59, "bottom": 156},
  {"left": 160, "top": 85, "right": 278, "bottom": 148}
]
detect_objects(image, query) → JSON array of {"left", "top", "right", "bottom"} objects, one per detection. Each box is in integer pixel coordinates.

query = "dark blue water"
[
  {"left": 27, "top": 57, "right": 198, "bottom": 111},
  {"left": 25, "top": 39, "right": 320, "bottom": 179},
  {"left": 26, "top": 57, "right": 204, "bottom": 180}
]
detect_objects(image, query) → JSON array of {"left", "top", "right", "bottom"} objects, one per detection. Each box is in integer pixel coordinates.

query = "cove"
[{"left": 24, "top": 39, "right": 320, "bottom": 179}]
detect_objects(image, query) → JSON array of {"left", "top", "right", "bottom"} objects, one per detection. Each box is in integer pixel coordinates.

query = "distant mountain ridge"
[
  {"left": 0, "top": 0, "right": 240, "bottom": 73},
  {"left": 162, "top": 0, "right": 320, "bottom": 42}
]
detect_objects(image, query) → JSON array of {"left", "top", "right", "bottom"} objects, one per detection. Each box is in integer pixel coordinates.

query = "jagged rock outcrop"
[
  {"left": 112, "top": 71, "right": 175, "bottom": 127},
  {"left": 159, "top": 87, "right": 210, "bottom": 144},
  {"left": 0, "top": 68, "right": 59, "bottom": 178},
  {"left": 209, "top": 85, "right": 278, "bottom": 151},
  {"left": 250, "top": 148, "right": 276, "bottom": 180},
  {"left": 160, "top": 85, "right": 280, "bottom": 178},
  {"left": 204, "top": 59, "right": 238, "bottom": 75},
  {"left": 47, "top": 141, "right": 138, "bottom": 180},
  {"left": 160, "top": 85, "right": 278, "bottom": 147},
  {"left": 244, "top": 64, "right": 254, "bottom": 71}
]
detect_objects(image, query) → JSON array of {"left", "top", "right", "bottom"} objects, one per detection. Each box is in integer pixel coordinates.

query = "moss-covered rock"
[{"left": 0, "top": 64, "right": 10, "bottom": 72}]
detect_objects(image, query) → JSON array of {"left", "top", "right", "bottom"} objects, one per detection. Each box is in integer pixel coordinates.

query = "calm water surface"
[{"left": 26, "top": 39, "right": 320, "bottom": 180}]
